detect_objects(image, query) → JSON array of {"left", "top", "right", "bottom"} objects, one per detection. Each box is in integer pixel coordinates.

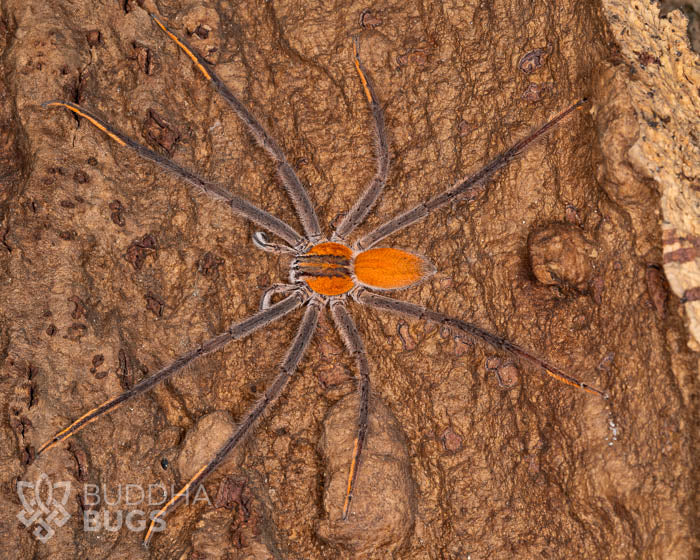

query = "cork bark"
[{"left": 0, "top": 1, "right": 695, "bottom": 558}]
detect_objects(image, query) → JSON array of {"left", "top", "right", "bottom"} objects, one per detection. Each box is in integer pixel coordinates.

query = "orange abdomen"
[
  {"left": 295, "top": 243, "right": 434, "bottom": 296},
  {"left": 354, "top": 247, "right": 434, "bottom": 290}
]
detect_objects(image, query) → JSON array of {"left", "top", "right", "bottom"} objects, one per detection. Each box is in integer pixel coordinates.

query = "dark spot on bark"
[
  {"left": 73, "top": 170, "right": 89, "bottom": 184},
  {"left": 145, "top": 292, "right": 164, "bottom": 317},
  {"left": 65, "top": 323, "right": 87, "bottom": 341},
  {"left": 91, "top": 354, "right": 104, "bottom": 368},
  {"left": 681, "top": 286, "right": 700, "bottom": 303},
  {"left": 68, "top": 296, "right": 87, "bottom": 320},
  {"left": 117, "top": 348, "right": 133, "bottom": 390},
  {"left": 646, "top": 264, "right": 668, "bottom": 319},
  {"left": 664, "top": 246, "right": 699, "bottom": 264},
  {"left": 59, "top": 230, "right": 77, "bottom": 241},
  {"left": 635, "top": 50, "right": 661, "bottom": 67},
  {"left": 69, "top": 441, "right": 89, "bottom": 481},
  {"left": 124, "top": 233, "right": 157, "bottom": 270},
  {"left": 214, "top": 476, "right": 260, "bottom": 548},
  {"left": 360, "top": 9, "right": 383, "bottom": 28},
  {"left": 198, "top": 251, "right": 224, "bottom": 276},
  {"left": 518, "top": 48, "right": 549, "bottom": 74},
  {"left": 21, "top": 445, "right": 36, "bottom": 466},
  {"left": 86, "top": 30, "right": 101, "bottom": 47},
  {"left": 10, "top": 415, "right": 32, "bottom": 437},
  {"left": 45, "top": 324, "right": 56, "bottom": 336},
  {"left": 109, "top": 199, "right": 125, "bottom": 227},
  {"left": 194, "top": 24, "right": 210, "bottom": 39},
  {"left": 144, "top": 110, "right": 180, "bottom": 154},
  {"left": 0, "top": 223, "right": 10, "bottom": 252},
  {"left": 131, "top": 41, "right": 154, "bottom": 74}
]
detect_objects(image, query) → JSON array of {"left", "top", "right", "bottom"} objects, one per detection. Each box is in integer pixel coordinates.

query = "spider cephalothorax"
[
  {"left": 37, "top": 10, "right": 606, "bottom": 547},
  {"left": 290, "top": 242, "right": 434, "bottom": 296}
]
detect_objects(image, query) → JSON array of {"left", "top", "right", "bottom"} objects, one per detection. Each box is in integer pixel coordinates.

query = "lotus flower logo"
[{"left": 17, "top": 473, "right": 71, "bottom": 543}]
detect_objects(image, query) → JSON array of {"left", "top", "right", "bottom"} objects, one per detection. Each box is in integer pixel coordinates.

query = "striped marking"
[
  {"left": 43, "top": 101, "right": 126, "bottom": 146},
  {"left": 144, "top": 463, "right": 208, "bottom": 545},
  {"left": 295, "top": 242, "right": 354, "bottom": 296},
  {"left": 150, "top": 14, "right": 212, "bottom": 81},
  {"left": 353, "top": 38, "right": 373, "bottom": 104},
  {"left": 341, "top": 437, "right": 360, "bottom": 519}
]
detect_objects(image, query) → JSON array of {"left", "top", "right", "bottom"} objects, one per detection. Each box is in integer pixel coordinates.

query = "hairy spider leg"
[
  {"left": 36, "top": 293, "right": 305, "bottom": 456},
  {"left": 150, "top": 13, "right": 322, "bottom": 241},
  {"left": 42, "top": 101, "right": 302, "bottom": 248},
  {"left": 329, "top": 301, "right": 371, "bottom": 520},
  {"left": 356, "top": 98, "right": 589, "bottom": 250},
  {"left": 144, "top": 299, "right": 321, "bottom": 545},
  {"left": 333, "top": 36, "right": 390, "bottom": 241},
  {"left": 356, "top": 289, "right": 607, "bottom": 398}
]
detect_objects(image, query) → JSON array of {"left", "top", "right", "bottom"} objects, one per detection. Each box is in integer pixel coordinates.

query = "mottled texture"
[
  {"left": 0, "top": 0, "right": 696, "bottom": 559},
  {"left": 316, "top": 393, "right": 414, "bottom": 556},
  {"left": 601, "top": 0, "right": 700, "bottom": 350},
  {"left": 528, "top": 223, "right": 595, "bottom": 292}
]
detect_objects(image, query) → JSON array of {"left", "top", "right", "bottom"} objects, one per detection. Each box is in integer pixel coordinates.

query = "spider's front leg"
[
  {"left": 43, "top": 101, "right": 303, "bottom": 249},
  {"left": 37, "top": 292, "right": 305, "bottom": 454},
  {"left": 149, "top": 13, "right": 323, "bottom": 242}
]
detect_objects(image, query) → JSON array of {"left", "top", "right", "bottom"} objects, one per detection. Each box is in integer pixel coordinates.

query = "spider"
[{"left": 36, "top": 11, "right": 607, "bottom": 547}]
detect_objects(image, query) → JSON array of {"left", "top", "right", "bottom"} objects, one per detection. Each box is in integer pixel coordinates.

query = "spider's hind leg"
[
  {"left": 332, "top": 36, "right": 390, "bottom": 242},
  {"left": 329, "top": 300, "right": 371, "bottom": 519},
  {"left": 356, "top": 289, "right": 608, "bottom": 398},
  {"left": 36, "top": 293, "right": 305, "bottom": 457}
]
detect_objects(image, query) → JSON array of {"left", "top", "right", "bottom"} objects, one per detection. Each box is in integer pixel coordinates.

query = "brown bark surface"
[{"left": 0, "top": 1, "right": 695, "bottom": 559}]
